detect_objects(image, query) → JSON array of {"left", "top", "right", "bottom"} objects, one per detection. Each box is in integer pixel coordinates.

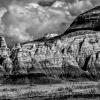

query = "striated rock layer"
[
  {"left": 2, "top": 5, "right": 100, "bottom": 81},
  {"left": 19, "top": 30, "right": 100, "bottom": 79},
  {"left": 0, "top": 32, "right": 100, "bottom": 80}
]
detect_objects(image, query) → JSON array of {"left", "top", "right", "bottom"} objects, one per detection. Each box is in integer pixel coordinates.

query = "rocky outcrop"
[
  {"left": 0, "top": 32, "right": 100, "bottom": 80},
  {"left": 2, "top": 6, "right": 100, "bottom": 81},
  {"left": 0, "top": 36, "right": 12, "bottom": 75},
  {"left": 19, "top": 31, "right": 100, "bottom": 79}
]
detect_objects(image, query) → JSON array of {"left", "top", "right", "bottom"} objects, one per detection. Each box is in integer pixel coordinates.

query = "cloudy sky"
[{"left": 0, "top": 0, "right": 99, "bottom": 47}]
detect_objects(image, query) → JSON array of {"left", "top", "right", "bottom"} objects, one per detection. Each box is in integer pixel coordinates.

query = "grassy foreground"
[{"left": 0, "top": 81, "right": 100, "bottom": 100}]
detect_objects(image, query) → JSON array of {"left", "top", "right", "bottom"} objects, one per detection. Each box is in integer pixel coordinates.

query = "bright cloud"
[
  {"left": 0, "top": 0, "right": 99, "bottom": 47},
  {"left": 1, "top": 2, "right": 69, "bottom": 43}
]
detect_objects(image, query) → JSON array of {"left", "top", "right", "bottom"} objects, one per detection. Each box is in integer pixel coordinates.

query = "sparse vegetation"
[{"left": 0, "top": 81, "right": 99, "bottom": 99}]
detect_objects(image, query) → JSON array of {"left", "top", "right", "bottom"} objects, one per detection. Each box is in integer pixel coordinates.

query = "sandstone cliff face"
[
  {"left": 1, "top": 6, "right": 100, "bottom": 80},
  {"left": 0, "top": 31, "right": 98, "bottom": 79},
  {"left": 0, "top": 32, "right": 100, "bottom": 79},
  {"left": 18, "top": 30, "right": 100, "bottom": 78}
]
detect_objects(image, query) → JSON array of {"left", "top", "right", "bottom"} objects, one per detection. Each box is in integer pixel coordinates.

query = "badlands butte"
[{"left": 1, "top": 5, "right": 100, "bottom": 83}]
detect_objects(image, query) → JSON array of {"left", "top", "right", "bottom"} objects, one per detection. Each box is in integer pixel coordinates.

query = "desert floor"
[{"left": 0, "top": 80, "right": 100, "bottom": 100}]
